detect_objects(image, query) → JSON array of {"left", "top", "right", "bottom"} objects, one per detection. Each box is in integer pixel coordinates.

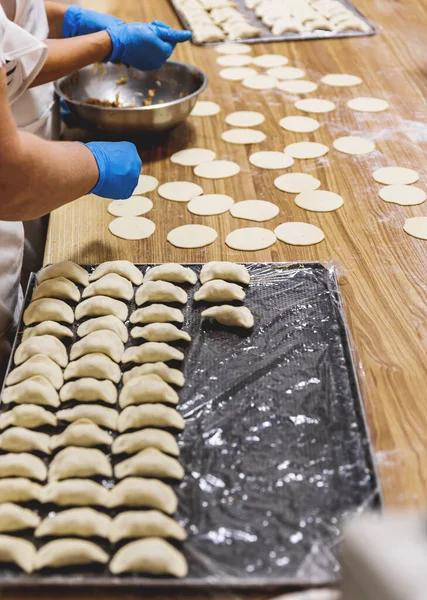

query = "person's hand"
[
  {"left": 84, "top": 141, "right": 141, "bottom": 199},
  {"left": 106, "top": 21, "right": 192, "bottom": 71},
  {"left": 63, "top": 5, "right": 123, "bottom": 38}
]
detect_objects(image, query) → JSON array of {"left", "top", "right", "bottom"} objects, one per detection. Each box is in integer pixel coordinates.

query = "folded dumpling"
[
  {"left": 109, "top": 510, "right": 186, "bottom": 543},
  {"left": 6, "top": 354, "right": 64, "bottom": 389},
  {"left": 0, "top": 427, "right": 51, "bottom": 454},
  {"left": 130, "top": 304, "right": 184, "bottom": 325},
  {"left": 122, "top": 342, "right": 184, "bottom": 364},
  {"left": 56, "top": 405, "right": 118, "bottom": 430},
  {"left": 75, "top": 296, "right": 128, "bottom": 322},
  {"left": 38, "top": 261, "right": 89, "bottom": 286},
  {"left": 0, "top": 478, "right": 43, "bottom": 503},
  {"left": 2, "top": 376, "right": 60, "bottom": 408},
  {"left": 200, "top": 261, "right": 250, "bottom": 285},
  {"left": 77, "top": 315, "right": 128, "bottom": 343},
  {"left": 108, "top": 477, "right": 177, "bottom": 513},
  {"left": 0, "top": 535, "right": 36, "bottom": 573},
  {"left": 42, "top": 479, "right": 109, "bottom": 507},
  {"left": 0, "top": 453, "right": 47, "bottom": 481},
  {"left": 0, "top": 405, "right": 57, "bottom": 430},
  {"left": 35, "top": 508, "right": 111, "bottom": 538},
  {"left": 119, "top": 376, "right": 179, "bottom": 409},
  {"left": 60, "top": 378, "right": 117, "bottom": 405},
  {"left": 0, "top": 503, "right": 40, "bottom": 532},
  {"left": 82, "top": 273, "right": 134, "bottom": 301},
  {"left": 201, "top": 305, "right": 254, "bottom": 329},
  {"left": 115, "top": 448, "right": 184, "bottom": 480},
  {"left": 48, "top": 447, "right": 113, "bottom": 481},
  {"left": 144, "top": 264, "right": 197, "bottom": 284},
  {"left": 135, "top": 281, "right": 187, "bottom": 306},
  {"left": 131, "top": 323, "right": 191, "bottom": 343},
  {"left": 32, "top": 277, "right": 80, "bottom": 302},
  {"left": 118, "top": 404, "right": 185, "bottom": 433},
  {"left": 70, "top": 330, "right": 124, "bottom": 363},
  {"left": 50, "top": 419, "right": 113, "bottom": 450},
  {"left": 23, "top": 298, "right": 74, "bottom": 326},
  {"left": 194, "top": 280, "right": 245, "bottom": 302},
  {"left": 112, "top": 428, "right": 179, "bottom": 457},
  {"left": 64, "top": 353, "right": 121, "bottom": 383},
  {"left": 35, "top": 539, "right": 109, "bottom": 569},
  {"left": 14, "top": 335, "right": 68, "bottom": 367},
  {"left": 109, "top": 538, "right": 188, "bottom": 577},
  {"left": 22, "top": 321, "right": 73, "bottom": 342},
  {"left": 89, "top": 260, "right": 142, "bottom": 285},
  {"left": 123, "top": 362, "right": 184, "bottom": 387}
]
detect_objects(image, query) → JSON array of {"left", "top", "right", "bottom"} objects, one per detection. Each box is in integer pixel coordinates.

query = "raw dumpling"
[
  {"left": 23, "top": 298, "right": 74, "bottom": 326},
  {"left": 35, "top": 539, "right": 108, "bottom": 570},
  {"left": 0, "top": 453, "right": 47, "bottom": 481},
  {"left": 0, "top": 503, "right": 40, "bottom": 532},
  {"left": 0, "top": 535, "right": 36, "bottom": 573},
  {"left": 194, "top": 280, "right": 245, "bottom": 302},
  {"left": 119, "top": 376, "right": 179, "bottom": 409},
  {"left": 64, "top": 353, "right": 121, "bottom": 383},
  {"left": 108, "top": 477, "right": 178, "bottom": 513},
  {"left": 14, "top": 335, "right": 68, "bottom": 367},
  {"left": 109, "top": 538, "right": 188, "bottom": 577},
  {"left": 202, "top": 305, "right": 254, "bottom": 328},
  {"left": 89, "top": 260, "right": 143, "bottom": 285},
  {"left": 130, "top": 304, "right": 184, "bottom": 325},
  {"left": 109, "top": 510, "right": 186, "bottom": 543},
  {"left": 0, "top": 427, "right": 51, "bottom": 454},
  {"left": 60, "top": 378, "right": 117, "bottom": 405},
  {"left": 118, "top": 404, "right": 185, "bottom": 433},
  {"left": 6, "top": 354, "right": 63, "bottom": 389},
  {"left": 50, "top": 419, "right": 113, "bottom": 450},
  {"left": 131, "top": 323, "right": 191, "bottom": 343},
  {"left": 82, "top": 273, "right": 134, "bottom": 301},
  {"left": 123, "top": 362, "right": 184, "bottom": 387},
  {"left": 115, "top": 448, "right": 184, "bottom": 480},
  {"left": 42, "top": 479, "right": 109, "bottom": 507},
  {"left": 2, "top": 376, "right": 60, "bottom": 408},
  {"left": 77, "top": 315, "right": 128, "bottom": 343},
  {"left": 33, "top": 277, "right": 80, "bottom": 302},
  {"left": 48, "top": 447, "right": 112, "bottom": 481},
  {"left": 0, "top": 405, "right": 57, "bottom": 430},
  {"left": 22, "top": 321, "right": 73, "bottom": 342},
  {"left": 122, "top": 342, "right": 184, "bottom": 364},
  {"left": 0, "top": 478, "right": 43, "bottom": 503},
  {"left": 56, "top": 405, "right": 118, "bottom": 430},
  {"left": 35, "top": 508, "right": 111, "bottom": 538},
  {"left": 135, "top": 281, "right": 187, "bottom": 306},
  {"left": 75, "top": 296, "right": 128, "bottom": 322},
  {"left": 112, "top": 428, "right": 179, "bottom": 456},
  {"left": 200, "top": 261, "right": 250, "bottom": 284},
  {"left": 38, "top": 261, "right": 89, "bottom": 286},
  {"left": 144, "top": 264, "right": 197, "bottom": 284},
  {"left": 70, "top": 330, "right": 124, "bottom": 362}
]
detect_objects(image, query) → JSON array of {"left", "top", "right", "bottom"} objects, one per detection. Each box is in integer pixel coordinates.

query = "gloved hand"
[
  {"left": 84, "top": 141, "right": 142, "bottom": 199},
  {"left": 63, "top": 5, "right": 123, "bottom": 38},
  {"left": 106, "top": 20, "right": 192, "bottom": 71}
]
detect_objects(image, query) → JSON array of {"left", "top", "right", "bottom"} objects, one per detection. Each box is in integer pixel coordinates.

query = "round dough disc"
[
  {"left": 266, "top": 66, "right": 305, "bottom": 80},
  {"left": 373, "top": 167, "right": 419, "bottom": 185},
  {"left": 321, "top": 73, "right": 362, "bottom": 87},
  {"left": 274, "top": 173, "right": 321, "bottom": 194},
  {"left": 277, "top": 80, "right": 318, "bottom": 94},
  {"left": 158, "top": 181, "right": 203, "bottom": 202},
  {"left": 190, "top": 101, "right": 221, "bottom": 117},
  {"left": 132, "top": 175, "right": 158, "bottom": 195},
  {"left": 194, "top": 160, "right": 240, "bottom": 179},
  {"left": 167, "top": 224, "right": 218, "bottom": 248},
  {"left": 347, "top": 97, "right": 389, "bottom": 112},
  {"left": 333, "top": 136, "right": 375, "bottom": 155},
  {"left": 170, "top": 148, "right": 216, "bottom": 166},
  {"left": 230, "top": 200, "right": 279, "bottom": 222},
  {"left": 188, "top": 194, "right": 234, "bottom": 215},
  {"left": 222, "top": 128, "right": 266, "bottom": 145},
  {"left": 295, "top": 98, "right": 336, "bottom": 113},
  {"left": 216, "top": 54, "right": 253, "bottom": 67},
  {"left": 378, "top": 185, "right": 426, "bottom": 206},
  {"left": 285, "top": 142, "right": 329, "bottom": 159},
  {"left": 215, "top": 43, "right": 252, "bottom": 55},
  {"left": 249, "top": 151, "right": 294, "bottom": 170},
  {"left": 295, "top": 190, "right": 344, "bottom": 212},
  {"left": 252, "top": 54, "right": 288, "bottom": 68},
  {"left": 279, "top": 116, "right": 320, "bottom": 133},
  {"left": 274, "top": 222, "right": 325, "bottom": 245},
  {"left": 108, "top": 196, "right": 153, "bottom": 217},
  {"left": 108, "top": 216, "right": 155, "bottom": 240},
  {"left": 243, "top": 74, "right": 278, "bottom": 90},
  {"left": 219, "top": 67, "right": 257, "bottom": 81},
  {"left": 403, "top": 216, "right": 427, "bottom": 240},
  {"left": 225, "top": 111, "right": 265, "bottom": 127},
  {"left": 225, "top": 227, "right": 277, "bottom": 251}
]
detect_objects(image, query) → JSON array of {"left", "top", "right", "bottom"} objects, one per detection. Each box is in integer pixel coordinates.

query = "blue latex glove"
[
  {"left": 63, "top": 5, "right": 123, "bottom": 38},
  {"left": 84, "top": 141, "right": 141, "bottom": 199},
  {"left": 106, "top": 21, "right": 192, "bottom": 71}
]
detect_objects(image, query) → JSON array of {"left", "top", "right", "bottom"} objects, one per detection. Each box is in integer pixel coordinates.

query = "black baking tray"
[
  {"left": 169, "top": 0, "right": 376, "bottom": 45},
  {"left": 0, "top": 262, "right": 381, "bottom": 588}
]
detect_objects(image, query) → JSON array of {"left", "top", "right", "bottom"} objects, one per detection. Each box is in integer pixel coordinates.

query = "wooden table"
[{"left": 41, "top": 0, "right": 427, "bottom": 597}]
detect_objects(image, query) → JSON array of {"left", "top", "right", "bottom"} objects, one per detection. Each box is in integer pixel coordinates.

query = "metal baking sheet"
[
  {"left": 169, "top": 0, "right": 375, "bottom": 45},
  {"left": 0, "top": 262, "right": 381, "bottom": 588}
]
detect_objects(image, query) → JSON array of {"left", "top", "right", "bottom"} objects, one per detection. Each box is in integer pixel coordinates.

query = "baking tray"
[
  {"left": 169, "top": 0, "right": 376, "bottom": 45},
  {"left": 0, "top": 262, "right": 381, "bottom": 588}
]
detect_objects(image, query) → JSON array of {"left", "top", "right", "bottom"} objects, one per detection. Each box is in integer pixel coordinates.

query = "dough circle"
[
  {"left": 158, "top": 181, "right": 203, "bottom": 202},
  {"left": 252, "top": 54, "right": 288, "bottom": 68},
  {"left": 378, "top": 185, "right": 426, "bottom": 206},
  {"left": 230, "top": 200, "right": 279, "bottom": 222},
  {"left": 132, "top": 175, "right": 158, "bottom": 195},
  {"left": 221, "top": 128, "right": 266, "bottom": 145},
  {"left": 108, "top": 196, "right": 153, "bottom": 217},
  {"left": 274, "top": 222, "right": 325, "bottom": 245},
  {"left": 225, "top": 111, "right": 265, "bottom": 127},
  {"left": 216, "top": 54, "right": 253, "bottom": 67},
  {"left": 188, "top": 194, "right": 234, "bottom": 215},
  {"left": 108, "top": 217, "right": 156, "bottom": 240},
  {"left": 249, "top": 151, "right": 294, "bottom": 170},
  {"left": 266, "top": 66, "right": 305, "bottom": 80},
  {"left": 274, "top": 173, "right": 321, "bottom": 194},
  {"left": 193, "top": 160, "right": 240, "bottom": 179},
  {"left": 225, "top": 227, "right": 276, "bottom": 251},
  {"left": 215, "top": 43, "right": 252, "bottom": 55},
  {"left": 347, "top": 97, "right": 389, "bottom": 112},
  {"left": 285, "top": 141, "right": 329, "bottom": 159},
  {"left": 403, "top": 216, "right": 427, "bottom": 240},
  {"left": 219, "top": 67, "right": 257, "bottom": 81},
  {"left": 279, "top": 116, "right": 320, "bottom": 133},
  {"left": 170, "top": 148, "right": 216, "bottom": 166},
  {"left": 243, "top": 74, "right": 278, "bottom": 90},
  {"left": 190, "top": 101, "right": 221, "bottom": 117},
  {"left": 333, "top": 136, "right": 375, "bottom": 155},
  {"left": 373, "top": 167, "right": 419, "bottom": 185},
  {"left": 277, "top": 80, "right": 318, "bottom": 94},
  {"left": 321, "top": 73, "right": 362, "bottom": 87},
  {"left": 295, "top": 98, "right": 336, "bottom": 113},
  {"left": 295, "top": 190, "right": 344, "bottom": 212},
  {"left": 167, "top": 224, "right": 218, "bottom": 248}
]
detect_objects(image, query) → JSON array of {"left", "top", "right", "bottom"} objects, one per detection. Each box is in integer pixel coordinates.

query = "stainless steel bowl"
[{"left": 54, "top": 61, "right": 207, "bottom": 135}]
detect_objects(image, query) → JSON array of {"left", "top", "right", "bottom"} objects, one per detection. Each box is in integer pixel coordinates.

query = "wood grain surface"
[{"left": 40, "top": 0, "right": 427, "bottom": 596}]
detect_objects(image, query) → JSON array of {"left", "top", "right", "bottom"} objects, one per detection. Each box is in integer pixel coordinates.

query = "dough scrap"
[
  {"left": 115, "top": 448, "right": 184, "bottom": 480},
  {"left": 219, "top": 66, "right": 257, "bottom": 80},
  {"left": 109, "top": 216, "right": 156, "bottom": 240},
  {"left": 378, "top": 185, "right": 426, "bottom": 206},
  {"left": 167, "top": 224, "right": 218, "bottom": 248},
  {"left": 373, "top": 166, "right": 419, "bottom": 185},
  {"left": 201, "top": 305, "right": 254, "bottom": 328},
  {"left": 131, "top": 323, "right": 191, "bottom": 343},
  {"left": 225, "top": 111, "right": 265, "bottom": 127},
  {"left": 158, "top": 181, "right": 203, "bottom": 202},
  {"left": 65, "top": 353, "right": 122, "bottom": 384},
  {"left": 108, "top": 477, "right": 178, "bottom": 513},
  {"left": 295, "top": 98, "right": 336, "bottom": 113},
  {"left": 50, "top": 419, "right": 113, "bottom": 450},
  {"left": 60, "top": 378, "right": 117, "bottom": 405},
  {"left": 225, "top": 227, "right": 276, "bottom": 251},
  {"left": 188, "top": 193, "right": 234, "bottom": 215},
  {"left": 34, "top": 539, "right": 108, "bottom": 570},
  {"left": 249, "top": 151, "right": 294, "bottom": 170},
  {"left": 275, "top": 222, "right": 325, "bottom": 245},
  {"left": 285, "top": 141, "right": 329, "bottom": 159},
  {"left": 6, "top": 354, "right": 63, "bottom": 389},
  {"left": 112, "top": 429, "right": 179, "bottom": 457},
  {"left": 221, "top": 128, "right": 266, "bottom": 145},
  {"left": 216, "top": 54, "right": 252, "bottom": 66},
  {"left": 266, "top": 66, "right": 305, "bottom": 80},
  {"left": 0, "top": 453, "right": 47, "bottom": 481},
  {"left": 403, "top": 216, "right": 427, "bottom": 240},
  {"left": 119, "top": 375, "right": 179, "bottom": 409},
  {"left": 215, "top": 42, "right": 252, "bottom": 54},
  {"left": 56, "top": 405, "right": 118, "bottom": 430},
  {"left": 0, "top": 478, "right": 42, "bottom": 503},
  {"left": 347, "top": 97, "right": 389, "bottom": 112},
  {"left": 109, "top": 510, "right": 185, "bottom": 543},
  {"left": 2, "top": 376, "right": 60, "bottom": 408},
  {"left": 110, "top": 537, "right": 188, "bottom": 577},
  {"left": 70, "top": 330, "right": 124, "bottom": 362},
  {"left": 274, "top": 173, "right": 321, "bottom": 194},
  {"left": 118, "top": 404, "right": 185, "bottom": 433},
  {"left": 14, "top": 335, "right": 67, "bottom": 367},
  {"left": 0, "top": 428, "right": 51, "bottom": 454},
  {"left": 123, "top": 362, "right": 184, "bottom": 387},
  {"left": 35, "top": 508, "right": 111, "bottom": 539},
  {"left": 279, "top": 116, "right": 320, "bottom": 133},
  {"left": 321, "top": 73, "right": 362, "bottom": 87},
  {"left": 38, "top": 261, "right": 88, "bottom": 286},
  {"left": 83, "top": 272, "right": 133, "bottom": 301},
  {"left": 0, "top": 405, "right": 57, "bottom": 430},
  {"left": 33, "top": 277, "right": 80, "bottom": 302},
  {"left": 170, "top": 148, "right": 216, "bottom": 166},
  {"left": 89, "top": 260, "right": 143, "bottom": 285},
  {"left": 144, "top": 264, "right": 197, "bottom": 284},
  {"left": 277, "top": 80, "right": 318, "bottom": 93},
  {"left": 243, "top": 74, "right": 278, "bottom": 90},
  {"left": 132, "top": 174, "right": 159, "bottom": 195},
  {"left": 75, "top": 296, "right": 128, "bottom": 321},
  {"left": 41, "top": 479, "right": 109, "bottom": 507},
  {"left": 0, "top": 503, "right": 41, "bottom": 532},
  {"left": 48, "top": 447, "right": 112, "bottom": 481},
  {"left": 230, "top": 200, "right": 279, "bottom": 222},
  {"left": 200, "top": 261, "right": 250, "bottom": 285},
  {"left": 194, "top": 159, "right": 240, "bottom": 179},
  {"left": 108, "top": 196, "right": 153, "bottom": 217},
  {"left": 23, "top": 298, "right": 74, "bottom": 326},
  {"left": 295, "top": 189, "right": 344, "bottom": 212},
  {"left": 135, "top": 281, "right": 187, "bottom": 306},
  {"left": 130, "top": 304, "right": 183, "bottom": 325},
  {"left": 190, "top": 100, "right": 221, "bottom": 116},
  {"left": 122, "top": 342, "right": 184, "bottom": 364},
  {"left": 252, "top": 54, "right": 288, "bottom": 68},
  {"left": 195, "top": 280, "right": 245, "bottom": 302},
  {"left": 0, "top": 535, "right": 36, "bottom": 573},
  {"left": 22, "top": 321, "right": 72, "bottom": 342},
  {"left": 333, "top": 136, "right": 375, "bottom": 155},
  {"left": 77, "top": 315, "right": 128, "bottom": 343}
]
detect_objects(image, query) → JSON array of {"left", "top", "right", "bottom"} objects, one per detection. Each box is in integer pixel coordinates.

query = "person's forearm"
[{"left": 44, "top": 1, "right": 67, "bottom": 38}]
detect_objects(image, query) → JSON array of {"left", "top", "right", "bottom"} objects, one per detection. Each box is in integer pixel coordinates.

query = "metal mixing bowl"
[{"left": 54, "top": 61, "right": 207, "bottom": 135}]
